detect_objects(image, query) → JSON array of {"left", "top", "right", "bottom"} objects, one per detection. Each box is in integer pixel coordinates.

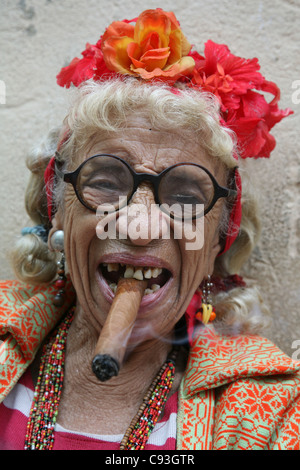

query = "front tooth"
[
  {"left": 144, "top": 288, "right": 153, "bottom": 295},
  {"left": 133, "top": 268, "right": 144, "bottom": 280},
  {"left": 152, "top": 268, "right": 162, "bottom": 278},
  {"left": 151, "top": 284, "right": 160, "bottom": 292},
  {"left": 144, "top": 268, "right": 152, "bottom": 279},
  {"left": 107, "top": 263, "right": 119, "bottom": 272},
  {"left": 124, "top": 265, "right": 134, "bottom": 278}
]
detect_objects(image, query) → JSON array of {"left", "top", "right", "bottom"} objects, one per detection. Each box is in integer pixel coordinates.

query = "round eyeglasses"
[{"left": 55, "top": 153, "right": 237, "bottom": 220}]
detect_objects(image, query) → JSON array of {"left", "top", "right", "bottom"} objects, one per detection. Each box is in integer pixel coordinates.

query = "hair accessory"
[
  {"left": 56, "top": 8, "right": 292, "bottom": 161},
  {"left": 44, "top": 156, "right": 56, "bottom": 222},
  {"left": 50, "top": 231, "right": 66, "bottom": 307},
  {"left": 195, "top": 275, "right": 216, "bottom": 325},
  {"left": 21, "top": 225, "right": 49, "bottom": 243},
  {"left": 211, "top": 274, "right": 246, "bottom": 293},
  {"left": 219, "top": 167, "right": 242, "bottom": 255}
]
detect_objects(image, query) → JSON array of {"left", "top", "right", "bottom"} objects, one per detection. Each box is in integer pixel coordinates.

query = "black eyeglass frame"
[{"left": 55, "top": 152, "right": 238, "bottom": 219}]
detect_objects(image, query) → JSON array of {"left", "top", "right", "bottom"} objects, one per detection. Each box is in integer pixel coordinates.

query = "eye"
[
  {"left": 86, "top": 177, "right": 121, "bottom": 191},
  {"left": 159, "top": 165, "right": 215, "bottom": 212},
  {"left": 165, "top": 183, "right": 208, "bottom": 206},
  {"left": 169, "top": 193, "right": 199, "bottom": 204}
]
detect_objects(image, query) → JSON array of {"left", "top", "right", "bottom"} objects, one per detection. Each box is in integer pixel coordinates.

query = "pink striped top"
[{"left": 0, "top": 369, "right": 178, "bottom": 450}]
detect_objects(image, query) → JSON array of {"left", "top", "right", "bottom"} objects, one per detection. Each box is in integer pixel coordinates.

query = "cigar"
[{"left": 92, "top": 277, "right": 147, "bottom": 382}]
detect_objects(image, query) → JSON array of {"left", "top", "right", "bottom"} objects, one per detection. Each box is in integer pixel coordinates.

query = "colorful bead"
[
  {"left": 119, "top": 349, "right": 177, "bottom": 450},
  {"left": 24, "top": 307, "right": 177, "bottom": 451},
  {"left": 195, "top": 304, "right": 216, "bottom": 324},
  {"left": 24, "top": 308, "right": 74, "bottom": 450},
  {"left": 55, "top": 279, "right": 66, "bottom": 288}
]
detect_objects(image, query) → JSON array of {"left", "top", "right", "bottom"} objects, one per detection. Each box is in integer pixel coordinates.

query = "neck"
[{"left": 56, "top": 305, "right": 175, "bottom": 435}]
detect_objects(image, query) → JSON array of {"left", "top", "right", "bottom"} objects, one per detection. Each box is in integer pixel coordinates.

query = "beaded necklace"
[
  {"left": 24, "top": 308, "right": 74, "bottom": 450},
  {"left": 24, "top": 310, "right": 177, "bottom": 450}
]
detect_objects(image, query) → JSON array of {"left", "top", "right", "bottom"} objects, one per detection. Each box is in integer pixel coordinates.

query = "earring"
[
  {"left": 196, "top": 275, "right": 216, "bottom": 325},
  {"left": 50, "top": 230, "right": 66, "bottom": 307}
]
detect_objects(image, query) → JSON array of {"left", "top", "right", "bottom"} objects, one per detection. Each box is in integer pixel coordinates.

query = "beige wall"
[{"left": 0, "top": 0, "right": 299, "bottom": 356}]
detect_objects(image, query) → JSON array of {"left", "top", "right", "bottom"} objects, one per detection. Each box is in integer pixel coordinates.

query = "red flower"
[
  {"left": 190, "top": 41, "right": 264, "bottom": 111},
  {"left": 57, "top": 9, "right": 195, "bottom": 87},
  {"left": 188, "top": 40, "right": 293, "bottom": 158},
  {"left": 227, "top": 82, "right": 293, "bottom": 158},
  {"left": 56, "top": 10, "right": 293, "bottom": 160},
  {"left": 57, "top": 43, "right": 112, "bottom": 88}
]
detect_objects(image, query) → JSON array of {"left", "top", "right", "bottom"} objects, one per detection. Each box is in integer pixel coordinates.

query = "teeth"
[
  {"left": 144, "top": 288, "right": 153, "bottom": 295},
  {"left": 143, "top": 284, "right": 162, "bottom": 295},
  {"left": 152, "top": 268, "right": 162, "bottom": 278},
  {"left": 107, "top": 263, "right": 119, "bottom": 272},
  {"left": 133, "top": 268, "right": 144, "bottom": 281},
  {"left": 143, "top": 267, "right": 163, "bottom": 279},
  {"left": 103, "top": 263, "right": 164, "bottom": 282},
  {"left": 144, "top": 268, "right": 152, "bottom": 279},
  {"left": 109, "top": 281, "right": 161, "bottom": 296},
  {"left": 124, "top": 265, "right": 134, "bottom": 278},
  {"left": 109, "top": 282, "right": 117, "bottom": 293},
  {"left": 151, "top": 284, "right": 160, "bottom": 292}
]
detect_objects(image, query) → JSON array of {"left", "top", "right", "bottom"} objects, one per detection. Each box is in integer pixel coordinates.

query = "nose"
[{"left": 116, "top": 182, "right": 169, "bottom": 245}]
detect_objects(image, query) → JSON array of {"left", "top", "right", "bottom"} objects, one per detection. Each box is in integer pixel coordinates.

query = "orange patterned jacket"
[{"left": 1, "top": 280, "right": 300, "bottom": 450}]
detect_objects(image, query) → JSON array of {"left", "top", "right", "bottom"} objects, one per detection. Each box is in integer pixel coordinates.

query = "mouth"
[{"left": 99, "top": 262, "right": 172, "bottom": 296}]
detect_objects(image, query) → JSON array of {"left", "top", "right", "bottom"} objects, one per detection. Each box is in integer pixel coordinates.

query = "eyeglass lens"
[
  {"left": 76, "top": 155, "right": 215, "bottom": 218},
  {"left": 158, "top": 165, "right": 214, "bottom": 218},
  {"left": 77, "top": 156, "right": 134, "bottom": 211}
]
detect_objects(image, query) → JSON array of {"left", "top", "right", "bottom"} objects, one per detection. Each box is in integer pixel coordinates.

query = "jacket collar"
[
  {"left": 0, "top": 278, "right": 75, "bottom": 402},
  {"left": 181, "top": 325, "right": 300, "bottom": 399}
]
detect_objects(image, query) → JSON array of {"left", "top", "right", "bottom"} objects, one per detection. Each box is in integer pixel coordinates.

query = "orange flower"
[{"left": 101, "top": 8, "right": 195, "bottom": 82}]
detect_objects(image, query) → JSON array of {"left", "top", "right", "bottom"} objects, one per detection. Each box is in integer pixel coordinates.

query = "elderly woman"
[{"left": 0, "top": 9, "right": 299, "bottom": 451}]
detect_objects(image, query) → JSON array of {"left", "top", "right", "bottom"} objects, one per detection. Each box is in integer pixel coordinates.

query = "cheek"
[
  {"left": 175, "top": 208, "right": 222, "bottom": 285},
  {"left": 62, "top": 201, "right": 99, "bottom": 278}
]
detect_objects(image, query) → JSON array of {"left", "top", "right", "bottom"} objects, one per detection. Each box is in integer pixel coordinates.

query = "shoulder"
[
  {"left": 179, "top": 327, "right": 300, "bottom": 450},
  {"left": 183, "top": 325, "right": 300, "bottom": 391},
  {"left": 213, "top": 368, "right": 300, "bottom": 450},
  {"left": 0, "top": 277, "right": 75, "bottom": 403}
]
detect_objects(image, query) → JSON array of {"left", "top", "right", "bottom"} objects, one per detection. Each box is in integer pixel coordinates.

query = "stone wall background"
[{"left": 0, "top": 0, "right": 299, "bottom": 356}]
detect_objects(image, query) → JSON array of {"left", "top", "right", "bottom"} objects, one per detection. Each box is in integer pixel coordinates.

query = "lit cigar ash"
[{"left": 92, "top": 277, "right": 147, "bottom": 382}]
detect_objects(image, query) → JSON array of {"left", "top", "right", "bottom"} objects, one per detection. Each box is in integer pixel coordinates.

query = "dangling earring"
[
  {"left": 196, "top": 275, "right": 216, "bottom": 325},
  {"left": 50, "top": 230, "right": 66, "bottom": 307}
]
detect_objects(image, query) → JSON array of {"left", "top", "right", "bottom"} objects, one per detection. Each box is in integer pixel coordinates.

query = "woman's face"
[{"left": 54, "top": 115, "right": 227, "bottom": 346}]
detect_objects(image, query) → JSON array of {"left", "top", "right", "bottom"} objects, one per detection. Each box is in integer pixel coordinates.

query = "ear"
[{"left": 48, "top": 207, "right": 64, "bottom": 251}]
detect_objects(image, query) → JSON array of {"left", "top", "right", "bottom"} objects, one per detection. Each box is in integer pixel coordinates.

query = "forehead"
[{"left": 79, "top": 115, "right": 225, "bottom": 178}]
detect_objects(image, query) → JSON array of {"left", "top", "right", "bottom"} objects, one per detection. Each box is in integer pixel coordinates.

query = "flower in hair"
[
  {"left": 100, "top": 9, "right": 195, "bottom": 82},
  {"left": 56, "top": 43, "right": 113, "bottom": 87},
  {"left": 188, "top": 41, "right": 293, "bottom": 158},
  {"left": 56, "top": 8, "right": 293, "bottom": 160},
  {"left": 57, "top": 8, "right": 195, "bottom": 86}
]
